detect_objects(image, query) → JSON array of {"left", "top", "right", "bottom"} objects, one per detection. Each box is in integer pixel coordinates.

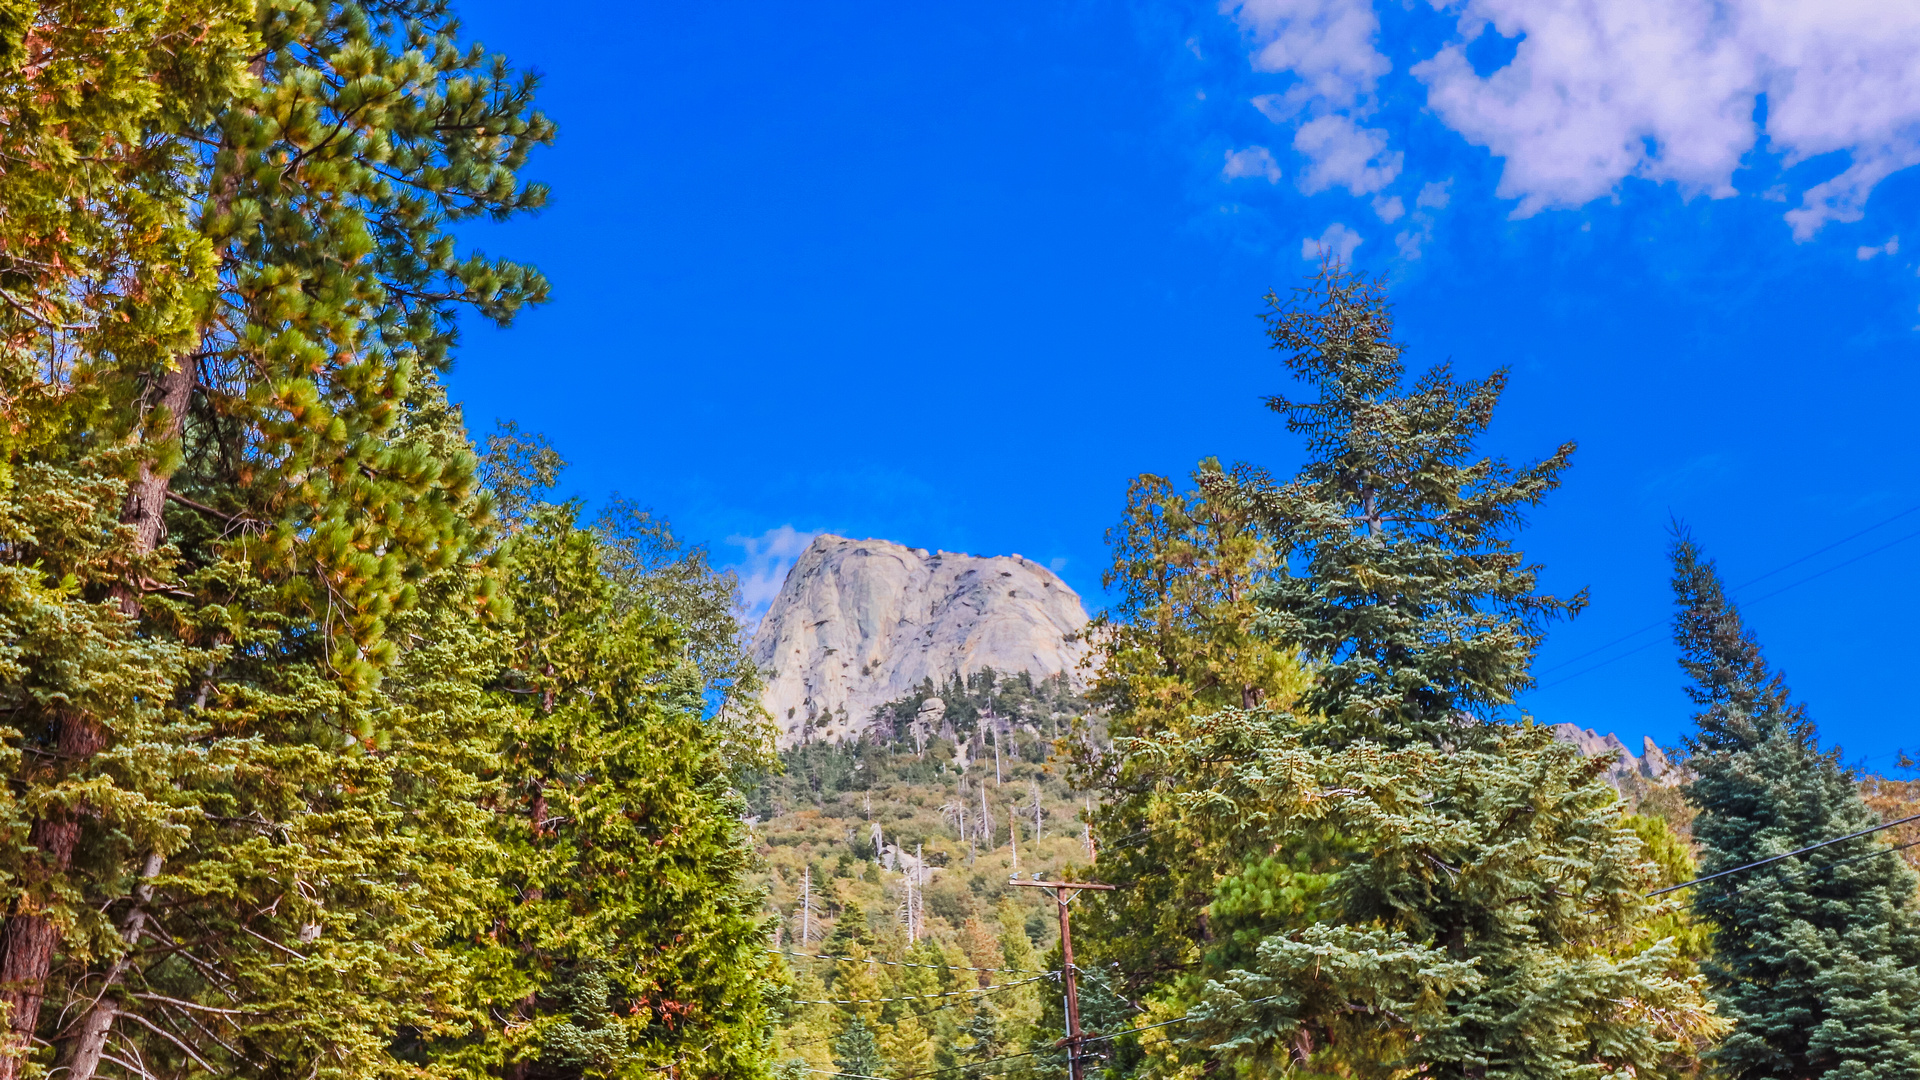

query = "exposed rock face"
[
  {"left": 1549, "top": 724, "right": 1688, "bottom": 788},
  {"left": 751, "top": 535, "right": 1090, "bottom": 747}
]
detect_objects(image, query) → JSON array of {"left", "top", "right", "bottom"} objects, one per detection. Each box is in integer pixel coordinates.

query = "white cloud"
[
  {"left": 1416, "top": 180, "right": 1453, "bottom": 209},
  {"left": 1858, "top": 236, "right": 1900, "bottom": 260},
  {"left": 1227, "top": 0, "right": 1391, "bottom": 114},
  {"left": 726, "top": 525, "right": 821, "bottom": 631},
  {"left": 1222, "top": 145, "right": 1284, "bottom": 182},
  {"left": 1373, "top": 194, "right": 1406, "bottom": 222},
  {"left": 1409, "top": 0, "right": 1920, "bottom": 237},
  {"left": 1225, "top": 0, "right": 1920, "bottom": 237},
  {"left": 1302, "top": 221, "right": 1364, "bottom": 262},
  {"left": 1396, "top": 217, "right": 1435, "bottom": 260},
  {"left": 1294, "top": 114, "right": 1403, "bottom": 194}
]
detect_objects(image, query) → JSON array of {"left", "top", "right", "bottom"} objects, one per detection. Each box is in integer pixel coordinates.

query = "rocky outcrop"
[
  {"left": 751, "top": 535, "right": 1090, "bottom": 747},
  {"left": 1549, "top": 724, "right": 1688, "bottom": 788}
]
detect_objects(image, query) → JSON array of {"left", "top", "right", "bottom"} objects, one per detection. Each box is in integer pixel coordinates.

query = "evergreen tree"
[
  {"left": 0, "top": 3, "right": 787, "bottom": 1073},
  {"left": 957, "top": 999, "right": 1003, "bottom": 1060},
  {"left": 0, "top": 0, "right": 553, "bottom": 1070},
  {"left": 1092, "top": 267, "right": 1721, "bottom": 1079},
  {"left": 1672, "top": 533, "right": 1920, "bottom": 1079},
  {"left": 1215, "top": 266, "right": 1585, "bottom": 750},
  {"left": 832, "top": 1018, "right": 887, "bottom": 1078},
  {"left": 1077, "top": 462, "right": 1310, "bottom": 1006},
  {"left": 460, "top": 502, "right": 776, "bottom": 1079}
]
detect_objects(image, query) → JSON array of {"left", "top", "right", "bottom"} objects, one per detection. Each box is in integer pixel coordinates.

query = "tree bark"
[
  {"left": 55, "top": 852, "right": 163, "bottom": 1080},
  {"left": 0, "top": 715, "right": 111, "bottom": 1080},
  {"left": 0, "top": 351, "right": 194, "bottom": 1079},
  {"left": 115, "top": 354, "right": 196, "bottom": 612}
]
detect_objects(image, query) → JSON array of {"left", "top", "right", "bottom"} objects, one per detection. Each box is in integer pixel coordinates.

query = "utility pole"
[{"left": 1008, "top": 875, "right": 1115, "bottom": 1080}]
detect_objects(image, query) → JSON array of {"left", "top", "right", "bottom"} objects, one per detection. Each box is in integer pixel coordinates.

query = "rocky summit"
[
  {"left": 1549, "top": 723, "right": 1688, "bottom": 788},
  {"left": 750, "top": 534, "right": 1090, "bottom": 746}
]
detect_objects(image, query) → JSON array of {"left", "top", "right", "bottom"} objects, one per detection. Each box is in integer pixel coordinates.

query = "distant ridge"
[{"left": 750, "top": 535, "right": 1090, "bottom": 747}]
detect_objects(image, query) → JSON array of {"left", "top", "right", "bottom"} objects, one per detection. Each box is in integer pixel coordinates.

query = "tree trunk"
[
  {"left": 0, "top": 715, "right": 110, "bottom": 1080},
  {"left": 0, "top": 351, "right": 194, "bottom": 1079},
  {"left": 56, "top": 852, "right": 163, "bottom": 1080},
  {"left": 115, "top": 354, "right": 196, "bottom": 612}
]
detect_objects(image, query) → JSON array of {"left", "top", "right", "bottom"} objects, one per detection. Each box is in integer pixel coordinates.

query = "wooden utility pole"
[{"left": 1009, "top": 875, "right": 1115, "bottom": 1080}]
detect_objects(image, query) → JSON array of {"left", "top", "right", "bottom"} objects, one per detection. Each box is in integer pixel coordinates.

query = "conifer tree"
[
  {"left": 460, "top": 502, "right": 775, "bottom": 1079},
  {"left": 0, "top": 0, "right": 554, "bottom": 1070},
  {"left": 1672, "top": 533, "right": 1920, "bottom": 1078},
  {"left": 1093, "top": 267, "right": 1720, "bottom": 1079},
  {"left": 1214, "top": 266, "right": 1584, "bottom": 750},
  {"left": 832, "top": 1018, "right": 887, "bottom": 1078},
  {"left": 1077, "top": 462, "right": 1309, "bottom": 1000}
]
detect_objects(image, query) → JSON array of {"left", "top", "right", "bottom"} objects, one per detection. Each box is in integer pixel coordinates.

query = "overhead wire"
[
  {"left": 1646, "top": 811, "right": 1920, "bottom": 897},
  {"left": 1811, "top": 836, "right": 1920, "bottom": 877},
  {"left": 792, "top": 973, "right": 1055, "bottom": 1006},
  {"left": 772, "top": 948, "right": 1050, "bottom": 976},
  {"left": 1531, "top": 501, "right": 1920, "bottom": 690}
]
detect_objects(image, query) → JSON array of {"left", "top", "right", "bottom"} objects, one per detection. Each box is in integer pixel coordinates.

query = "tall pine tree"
[
  {"left": 1094, "top": 266, "right": 1721, "bottom": 1079},
  {"left": 1672, "top": 532, "right": 1920, "bottom": 1079},
  {"left": 1213, "top": 267, "right": 1584, "bottom": 750}
]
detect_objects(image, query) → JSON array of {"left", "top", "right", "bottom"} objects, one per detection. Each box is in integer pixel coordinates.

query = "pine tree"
[
  {"left": 1672, "top": 533, "right": 1920, "bottom": 1078},
  {"left": 1215, "top": 265, "right": 1585, "bottom": 750},
  {"left": 832, "top": 1018, "right": 888, "bottom": 1078},
  {"left": 1093, "top": 267, "right": 1721, "bottom": 1079},
  {"left": 880, "top": 1013, "right": 936, "bottom": 1077},
  {"left": 957, "top": 999, "right": 1003, "bottom": 1060},
  {"left": 0, "top": 0, "right": 554, "bottom": 1070},
  {"left": 1078, "top": 461, "right": 1310, "bottom": 1005},
  {"left": 463, "top": 502, "right": 776, "bottom": 1079}
]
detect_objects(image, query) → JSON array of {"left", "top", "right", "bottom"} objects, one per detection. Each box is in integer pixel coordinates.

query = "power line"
[
  {"left": 772, "top": 948, "right": 1050, "bottom": 976},
  {"left": 1812, "top": 836, "right": 1920, "bottom": 876},
  {"left": 1530, "top": 502, "right": 1920, "bottom": 689},
  {"left": 793, "top": 974, "right": 1055, "bottom": 1006},
  {"left": 1648, "top": 812, "right": 1920, "bottom": 898}
]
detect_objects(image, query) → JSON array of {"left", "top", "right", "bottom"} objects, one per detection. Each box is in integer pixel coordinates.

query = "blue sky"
[{"left": 444, "top": 0, "right": 1920, "bottom": 769}]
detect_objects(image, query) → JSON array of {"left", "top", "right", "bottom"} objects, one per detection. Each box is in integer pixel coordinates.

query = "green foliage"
[
  {"left": 1076, "top": 462, "right": 1312, "bottom": 997},
  {"left": 422, "top": 499, "right": 776, "bottom": 1080},
  {"left": 1127, "top": 713, "right": 1725, "bottom": 1078},
  {"left": 1085, "top": 266, "right": 1721, "bottom": 1080},
  {"left": 832, "top": 1018, "right": 887, "bottom": 1077},
  {"left": 754, "top": 695, "right": 1096, "bottom": 1075},
  {"left": 1214, "top": 267, "right": 1585, "bottom": 750},
  {"left": 0, "top": 1, "right": 782, "bottom": 1073},
  {"left": 1672, "top": 533, "right": 1920, "bottom": 1079}
]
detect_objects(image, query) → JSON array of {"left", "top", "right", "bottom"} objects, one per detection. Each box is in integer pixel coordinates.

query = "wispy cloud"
[
  {"left": 1293, "top": 114, "right": 1401, "bottom": 195},
  {"left": 725, "top": 525, "right": 822, "bottom": 632},
  {"left": 1222, "top": 145, "right": 1284, "bottom": 183},
  {"left": 1858, "top": 236, "right": 1900, "bottom": 261},
  {"left": 1303, "top": 222, "right": 1364, "bottom": 262}
]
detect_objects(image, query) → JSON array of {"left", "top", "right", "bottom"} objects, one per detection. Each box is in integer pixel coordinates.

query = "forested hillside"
[{"left": 747, "top": 671, "right": 1100, "bottom": 1076}]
